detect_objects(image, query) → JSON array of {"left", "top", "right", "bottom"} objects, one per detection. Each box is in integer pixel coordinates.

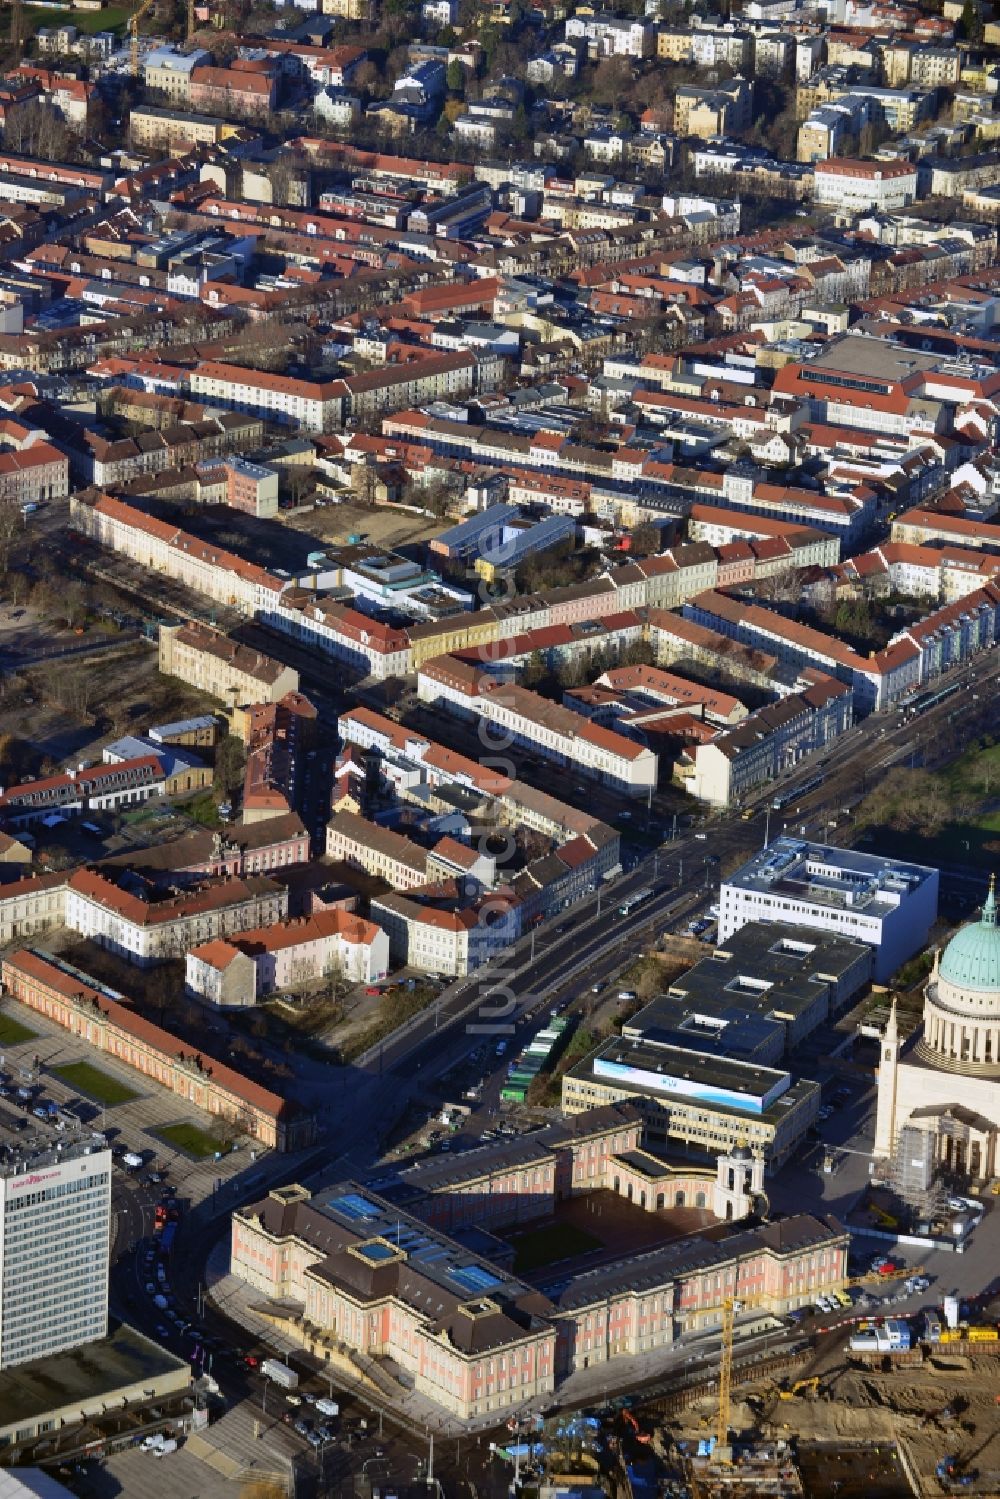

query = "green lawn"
[
  {"left": 510, "top": 1221, "right": 602, "bottom": 1274},
  {"left": 180, "top": 792, "right": 221, "bottom": 828},
  {"left": 0, "top": 1012, "right": 36, "bottom": 1046},
  {"left": 22, "top": 3, "right": 134, "bottom": 34},
  {"left": 53, "top": 1061, "right": 138, "bottom": 1106},
  {"left": 157, "top": 1121, "right": 223, "bottom": 1158}
]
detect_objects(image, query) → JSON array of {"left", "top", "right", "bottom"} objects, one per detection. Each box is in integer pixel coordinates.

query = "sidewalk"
[{"left": 205, "top": 1240, "right": 485, "bottom": 1438}]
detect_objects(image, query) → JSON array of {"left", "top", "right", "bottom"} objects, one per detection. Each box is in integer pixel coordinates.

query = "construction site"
[
  {"left": 489, "top": 1294, "right": 1000, "bottom": 1499},
  {"left": 615, "top": 1314, "right": 1000, "bottom": 1499}
]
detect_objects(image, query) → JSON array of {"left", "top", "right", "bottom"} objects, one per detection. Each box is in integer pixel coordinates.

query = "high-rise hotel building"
[{"left": 0, "top": 1139, "right": 111, "bottom": 1368}]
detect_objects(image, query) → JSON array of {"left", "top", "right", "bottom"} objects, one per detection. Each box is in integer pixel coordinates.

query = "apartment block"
[
  {"left": 159, "top": 623, "right": 299, "bottom": 707},
  {"left": 326, "top": 810, "right": 429, "bottom": 890},
  {"left": 64, "top": 866, "right": 288, "bottom": 966},
  {"left": 189, "top": 362, "right": 346, "bottom": 434},
  {"left": 185, "top": 908, "right": 389, "bottom": 1004}
]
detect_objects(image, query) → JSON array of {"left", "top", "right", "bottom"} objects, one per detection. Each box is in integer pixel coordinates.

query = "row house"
[
  {"left": 64, "top": 867, "right": 288, "bottom": 967},
  {"left": 185, "top": 908, "right": 389, "bottom": 1005},
  {"left": 418, "top": 655, "right": 659, "bottom": 796},
  {"left": 326, "top": 810, "right": 429, "bottom": 890},
  {"left": 890, "top": 582, "right": 1000, "bottom": 686},
  {"left": 159, "top": 622, "right": 299, "bottom": 707},
  {"left": 2, "top": 948, "right": 313, "bottom": 1151},
  {"left": 83, "top": 413, "right": 263, "bottom": 489},
  {"left": 687, "top": 675, "right": 854, "bottom": 806}
]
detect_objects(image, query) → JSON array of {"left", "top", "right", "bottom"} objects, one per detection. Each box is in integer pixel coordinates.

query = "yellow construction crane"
[
  {"left": 715, "top": 1297, "right": 737, "bottom": 1455},
  {"left": 130, "top": 0, "right": 158, "bottom": 78},
  {"left": 187, "top": 0, "right": 196, "bottom": 41}
]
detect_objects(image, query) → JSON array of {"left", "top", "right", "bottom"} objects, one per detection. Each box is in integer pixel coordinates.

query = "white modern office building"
[
  {"left": 719, "top": 838, "right": 939, "bottom": 983},
  {"left": 0, "top": 1140, "right": 111, "bottom": 1368}
]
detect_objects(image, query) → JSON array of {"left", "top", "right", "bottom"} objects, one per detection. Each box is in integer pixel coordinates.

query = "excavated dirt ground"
[{"left": 666, "top": 1337, "right": 1000, "bottom": 1496}]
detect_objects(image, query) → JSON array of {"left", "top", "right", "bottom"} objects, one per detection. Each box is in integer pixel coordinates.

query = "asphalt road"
[
  {"left": 360, "top": 645, "right": 1000, "bottom": 1086},
  {"left": 97, "top": 643, "right": 1000, "bottom": 1475}
]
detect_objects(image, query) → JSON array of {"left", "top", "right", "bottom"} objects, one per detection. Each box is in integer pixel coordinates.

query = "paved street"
[{"left": 44, "top": 638, "right": 999, "bottom": 1483}]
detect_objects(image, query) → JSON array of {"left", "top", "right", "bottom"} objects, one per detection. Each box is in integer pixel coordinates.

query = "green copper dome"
[{"left": 939, "top": 878, "right": 1000, "bottom": 992}]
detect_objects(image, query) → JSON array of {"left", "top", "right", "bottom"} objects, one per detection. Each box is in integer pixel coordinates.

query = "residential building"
[
  {"left": 189, "top": 64, "right": 277, "bottom": 120},
  {"left": 813, "top": 158, "right": 918, "bottom": 212},
  {"left": 159, "top": 623, "right": 299, "bottom": 707},
  {"left": 686, "top": 675, "right": 854, "bottom": 806},
  {"left": 326, "top": 810, "right": 429, "bottom": 890},
  {"left": 417, "top": 656, "right": 658, "bottom": 796},
  {"left": 189, "top": 362, "right": 346, "bottom": 434},
  {"left": 565, "top": 14, "right": 654, "bottom": 58},
  {"left": 0, "top": 756, "right": 168, "bottom": 827},
  {"left": 143, "top": 46, "right": 212, "bottom": 105},
  {"left": 185, "top": 908, "right": 389, "bottom": 1004},
  {"left": 64, "top": 867, "right": 288, "bottom": 967},
  {"left": 673, "top": 78, "right": 753, "bottom": 138},
  {"left": 0, "top": 443, "right": 69, "bottom": 505},
  {"left": 371, "top": 890, "right": 521, "bottom": 976},
  {"left": 129, "top": 106, "right": 236, "bottom": 152},
  {"left": 267, "top": 592, "right": 411, "bottom": 681}
]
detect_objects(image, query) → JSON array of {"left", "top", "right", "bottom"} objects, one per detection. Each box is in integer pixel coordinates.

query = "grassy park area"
[
  {"left": 22, "top": 4, "right": 133, "bottom": 34},
  {"left": 855, "top": 738, "right": 1000, "bottom": 872},
  {"left": 54, "top": 1061, "right": 138, "bottom": 1106},
  {"left": 0, "top": 1012, "right": 36, "bottom": 1046},
  {"left": 157, "top": 1121, "right": 223, "bottom": 1158}
]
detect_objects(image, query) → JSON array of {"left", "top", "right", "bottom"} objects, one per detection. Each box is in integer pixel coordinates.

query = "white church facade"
[{"left": 875, "top": 879, "right": 1000, "bottom": 1182}]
